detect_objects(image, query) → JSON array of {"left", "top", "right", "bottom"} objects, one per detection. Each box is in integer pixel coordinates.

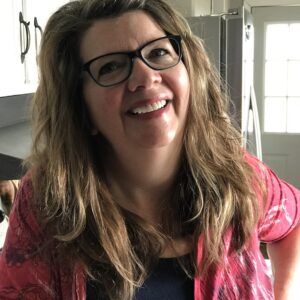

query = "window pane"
[
  {"left": 287, "top": 97, "right": 300, "bottom": 133},
  {"left": 288, "top": 61, "right": 300, "bottom": 96},
  {"left": 265, "top": 24, "right": 289, "bottom": 60},
  {"left": 264, "top": 97, "right": 286, "bottom": 132},
  {"left": 265, "top": 61, "right": 287, "bottom": 96},
  {"left": 288, "top": 23, "right": 300, "bottom": 59}
]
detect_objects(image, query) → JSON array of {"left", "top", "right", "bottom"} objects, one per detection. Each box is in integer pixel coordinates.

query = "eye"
[
  {"left": 148, "top": 48, "right": 170, "bottom": 59},
  {"left": 99, "top": 61, "right": 124, "bottom": 76}
]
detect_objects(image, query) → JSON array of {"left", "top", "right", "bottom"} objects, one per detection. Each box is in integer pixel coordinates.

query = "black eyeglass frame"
[{"left": 82, "top": 35, "right": 182, "bottom": 87}]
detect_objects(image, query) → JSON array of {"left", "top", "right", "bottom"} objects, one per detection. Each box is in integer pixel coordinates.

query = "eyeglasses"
[{"left": 82, "top": 35, "right": 182, "bottom": 87}]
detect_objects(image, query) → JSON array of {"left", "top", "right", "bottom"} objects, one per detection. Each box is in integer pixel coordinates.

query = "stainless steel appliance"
[{"left": 187, "top": 6, "right": 262, "bottom": 160}]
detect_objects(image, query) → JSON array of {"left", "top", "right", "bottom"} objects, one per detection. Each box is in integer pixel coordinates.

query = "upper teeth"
[{"left": 131, "top": 100, "right": 167, "bottom": 115}]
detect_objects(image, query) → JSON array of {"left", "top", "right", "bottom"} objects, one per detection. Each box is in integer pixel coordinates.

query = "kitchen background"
[
  {"left": 172, "top": 0, "right": 300, "bottom": 189},
  {"left": 0, "top": 0, "right": 299, "bottom": 188}
]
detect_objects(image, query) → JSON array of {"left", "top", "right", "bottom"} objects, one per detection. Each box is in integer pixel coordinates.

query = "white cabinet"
[
  {"left": 0, "top": 0, "right": 68, "bottom": 97},
  {"left": 0, "top": 1, "right": 25, "bottom": 97}
]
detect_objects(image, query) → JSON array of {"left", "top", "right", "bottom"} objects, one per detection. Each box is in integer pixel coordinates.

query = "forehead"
[{"left": 80, "top": 10, "right": 166, "bottom": 61}]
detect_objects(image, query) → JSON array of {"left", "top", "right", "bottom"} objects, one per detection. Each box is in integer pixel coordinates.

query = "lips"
[{"left": 130, "top": 100, "right": 169, "bottom": 115}]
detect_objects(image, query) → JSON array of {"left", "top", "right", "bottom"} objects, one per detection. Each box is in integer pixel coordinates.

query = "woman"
[{"left": 0, "top": 0, "right": 299, "bottom": 299}]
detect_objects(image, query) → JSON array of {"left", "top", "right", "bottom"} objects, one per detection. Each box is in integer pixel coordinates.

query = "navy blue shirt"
[{"left": 87, "top": 256, "right": 194, "bottom": 299}]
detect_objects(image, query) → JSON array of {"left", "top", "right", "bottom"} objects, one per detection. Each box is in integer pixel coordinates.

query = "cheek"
[
  {"left": 83, "top": 87, "right": 108, "bottom": 128},
  {"left": 174, "top": 64, "right": 190, "bottom": 112},
  {"left": 179, "top": 67, "right": 190, "bottom": 97},
  {"left": 82, "top": 87, "right": 123, "bottom": 134}
]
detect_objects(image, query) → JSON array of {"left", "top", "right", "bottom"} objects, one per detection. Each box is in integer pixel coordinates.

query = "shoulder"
[
  {"left": 2, "top": 171, "right": 46, "bottom": 265},
  {"left": 244, "top": 152, "right": 300, "bottom": 201},
  {"left": 242, "top": 153, "right": 300, "bottom": 241},
  {"left": 0, "top": 171, "right": 86, "bottom": 299},
  {"left": 243, "top": 151, "right": 267, "bottom": 178},
  {"left": 10, "top": 172, "right": 37, "bottom": 231}
]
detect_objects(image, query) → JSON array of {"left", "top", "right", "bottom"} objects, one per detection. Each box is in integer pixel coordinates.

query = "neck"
[{"left": 103, "top": 144, "right": 183, "bottom": 224}]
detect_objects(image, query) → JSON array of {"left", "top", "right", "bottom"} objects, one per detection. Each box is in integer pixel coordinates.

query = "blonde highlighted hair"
[{"left": 26, "top": 0, "right": 260, "bottom": 299}]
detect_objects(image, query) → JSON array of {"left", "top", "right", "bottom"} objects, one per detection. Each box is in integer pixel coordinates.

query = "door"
[{"left": 253, "top": 6, "right": 300, "bottom": 188}]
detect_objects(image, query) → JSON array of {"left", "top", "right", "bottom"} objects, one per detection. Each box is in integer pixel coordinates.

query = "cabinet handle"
[
  {"left": 19, "top": 12, "right": 31, "bottom": 63},
  {"left": 34, "top": 17, "right": 43, "bottom": 35},
  {"left": 34, "top": 17, "right": 43, "bottom": 59}
]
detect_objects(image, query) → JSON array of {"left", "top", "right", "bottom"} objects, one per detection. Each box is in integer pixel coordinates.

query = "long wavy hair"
[{"left": 27, "top": 0, "right": 261, "bottom": 298}]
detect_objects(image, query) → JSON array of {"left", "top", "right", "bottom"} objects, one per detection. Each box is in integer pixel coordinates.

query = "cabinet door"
[
  {"left": 0, "top": 0, "right": 33, "bottom": 97},
  {"left": 24, "top": 0, "right": 69, "bottom": 86},
  {"left": 0, "top": 0, "right": 69, "bottom": 97}
]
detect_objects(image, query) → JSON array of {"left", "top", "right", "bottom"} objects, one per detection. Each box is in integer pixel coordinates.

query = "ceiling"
[{"left": 246, "top": 0, "right": 300, "bottom": 6}]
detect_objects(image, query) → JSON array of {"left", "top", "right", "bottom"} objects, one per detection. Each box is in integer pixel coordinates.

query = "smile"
[{"left": 130, "top": 100, "right": 169, "bottom": 115}]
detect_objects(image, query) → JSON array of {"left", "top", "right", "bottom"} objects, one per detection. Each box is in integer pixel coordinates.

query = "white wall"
[
  {"left": 167, "top": 0, "right": 212, "bottom": 16},
  {"left": 169, "top": 0, "right": 244, "bottom": 16},
  {"left": 168, "top": 0, "right": 214, "bottom": 16},
  {"left": 167, "top": 0, "right": 193, "bottom": 16},
  {"left": 169, "top": 0, "right": 300, "bottom": 17},
  {"left": 247, "top": 0, "right": 300, "bottom": 5}
]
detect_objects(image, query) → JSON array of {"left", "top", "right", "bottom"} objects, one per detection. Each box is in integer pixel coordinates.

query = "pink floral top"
[{"left": 0, "top": 154, "right": 299, "bottom": 299}]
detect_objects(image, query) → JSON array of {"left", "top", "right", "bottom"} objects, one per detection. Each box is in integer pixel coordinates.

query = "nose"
[{"left": 127, "top": 58, "right": 162, "bottom": 91}]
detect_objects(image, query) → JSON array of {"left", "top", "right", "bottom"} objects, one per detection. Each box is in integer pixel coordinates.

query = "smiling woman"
[
  {"left": 81, "top": 11, "right": 189, "bottom": 152},
  {"left": 0, "top": 0, "right": 299, "bottom": 300}
]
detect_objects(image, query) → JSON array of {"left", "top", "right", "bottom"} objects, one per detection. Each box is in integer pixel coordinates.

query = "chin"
[{"left": 130, "top": 129, "right": 182, "bottom": 149}]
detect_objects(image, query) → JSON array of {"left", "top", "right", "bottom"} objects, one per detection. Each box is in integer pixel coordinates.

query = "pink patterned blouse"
[{"left": 0, "top": 154, "right": 299, "bottom": 299}]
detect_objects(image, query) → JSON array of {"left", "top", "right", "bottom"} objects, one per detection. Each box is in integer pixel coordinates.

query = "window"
[{"left": 264, "top": 23, "right": 300, "bottom": 133}]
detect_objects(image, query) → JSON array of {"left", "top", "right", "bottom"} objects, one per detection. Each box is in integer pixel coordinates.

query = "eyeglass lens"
[{"left": 87, "top": 36, "right": 181, "bottom": 87}]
